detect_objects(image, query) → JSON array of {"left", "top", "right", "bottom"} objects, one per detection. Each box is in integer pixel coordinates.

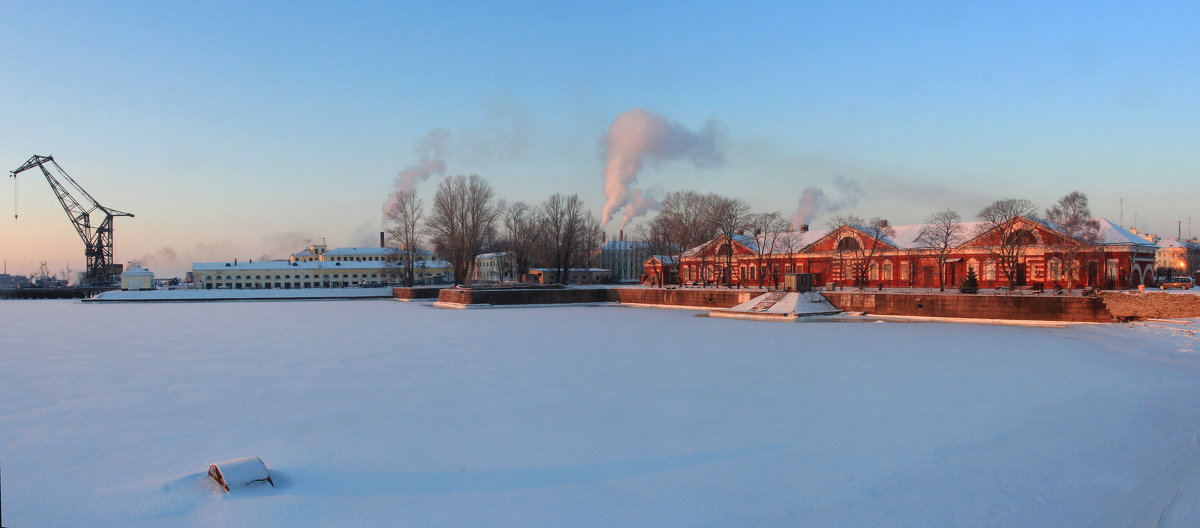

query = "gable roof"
[{"left": 1094, "top": 218, "right": 1159, "bottom": 248}]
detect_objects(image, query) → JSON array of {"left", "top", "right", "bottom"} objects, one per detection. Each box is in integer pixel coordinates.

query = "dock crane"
[{"left": 10, "top": 155, "right": 134, "bottom": 285}]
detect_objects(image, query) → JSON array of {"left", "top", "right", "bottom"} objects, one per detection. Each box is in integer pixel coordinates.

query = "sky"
[{"left": 1, "top": 1, "right": 1198, "bottom": 278}]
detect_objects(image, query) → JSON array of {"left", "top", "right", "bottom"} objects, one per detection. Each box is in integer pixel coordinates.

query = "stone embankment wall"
[
  {"left": 437, "top": 287, "right": 609, "bottom": 306},
  {"left": 609, "top": 288, "right": 757, "bottom": 308},
  {"left": 1098, "top": 291, "right": 1200, "bottom": 320},
  {"left": 431, "top": 287, "right": 759, "bottom": 308},
  {"left": 392, "top": 286, "right": 447, "bottom": 299},
  {"left": 821, "top": 291, "right": 1115, "bottom": 322},
  {"left": 426, "top": 285, "right": 1200, "bottom": 322}
]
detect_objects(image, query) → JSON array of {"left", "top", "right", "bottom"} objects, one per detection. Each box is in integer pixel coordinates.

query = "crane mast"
[{"left": 10, "top": 155, "right": 134, "bottom": 285}]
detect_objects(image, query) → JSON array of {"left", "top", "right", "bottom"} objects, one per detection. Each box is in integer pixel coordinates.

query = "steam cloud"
[
  {"left": 620, "top": 188, "right": 663, "bottom": 229},
  {"left": 383, "top": 129, "right": 450, "bottom": 216},
  {"left": 601, "top": 108, "right": 727, "bottom": 228},
  {"left": 788, "top": 176, "right": 864, "bottom": 229}
]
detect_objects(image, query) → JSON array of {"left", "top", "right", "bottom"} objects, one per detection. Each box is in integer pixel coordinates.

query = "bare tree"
[
  {"left": 426, "top": 175, "right": 502, "bottom": 285},
  {"left": 503, "top": 201, "right": 539, "bottom": 281},
  {"left": 639, "top": 191, "right": 720, "bottom": 286},
  {"left": 711, "top": 196, "right": 752, "bottom": 286},
  {"left": 914, "top": 209, "right": 964, "bottom": 292},
  {"left": 746, "top": 212, "right": 791, "bottom": 288},
  {"left": 574, "top": 211, "right": 604, "bottom": 272},
  {"left": 1044, "top": 191, "right": 1100, "bottom": 291},
  {"left": 828, "top": 214, "right": 896, "bottom": 288},
  {"left": 385, "top": 189, "right": 425, "bottom": 287},
  {"left": 974, "top": 198, "right": 1039, "bottom": 291},
  {"left": 539, "top": 194, "right": 591, "bottom": 284}
]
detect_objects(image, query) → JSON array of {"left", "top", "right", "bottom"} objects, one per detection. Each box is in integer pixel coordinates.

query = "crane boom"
[{"left": 10, "top": 155, "right": 134, "bottom": 285}]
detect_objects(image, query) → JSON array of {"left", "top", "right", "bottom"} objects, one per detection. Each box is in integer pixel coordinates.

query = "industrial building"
[{"left": 191, "top": 242, "right": 451, "bottom": 289}]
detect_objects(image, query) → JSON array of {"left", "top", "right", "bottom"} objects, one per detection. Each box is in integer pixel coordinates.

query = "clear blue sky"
[{"left": 2, "top": 1, "right": 1197, "bottom": 277}]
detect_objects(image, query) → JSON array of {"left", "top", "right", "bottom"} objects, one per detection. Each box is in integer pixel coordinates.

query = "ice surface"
[{"left": 2, "top": 300, "right": 1200, "bottom": 526}]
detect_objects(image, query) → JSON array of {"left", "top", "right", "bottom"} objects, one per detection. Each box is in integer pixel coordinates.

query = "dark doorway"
[{"left": 1015, "top": 264, "right": 1027, "bottom": 287}]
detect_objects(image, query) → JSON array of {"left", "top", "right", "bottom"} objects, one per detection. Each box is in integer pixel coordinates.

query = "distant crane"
[{"left": 10, "top": 155, "right": 134, "bottom": 285}]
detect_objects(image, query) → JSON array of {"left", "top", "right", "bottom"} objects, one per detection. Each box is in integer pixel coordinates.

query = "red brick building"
[{"left": 651, "top": 217, "right": 1157, "bottom": 290}]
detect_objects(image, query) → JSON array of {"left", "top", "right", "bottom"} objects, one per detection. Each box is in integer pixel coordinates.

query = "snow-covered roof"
[
  {"left": 757, "top": 228, "right": 834, "bottom": 251},
  {"left": 291, "top": 248, "right": 314, "bottom": 257},
  {"left": 1094, "top": 218, "right": 1159, "bottom": 248},
  {"left": 194, "top": 261, "right": 386, "bottom": 271},
  {"left": 530, "top": 267, "right": 610, "bottom": 272},
  {"left": 122, "top": 267, "right": 153, "bottom": 277},
  {"left": 323, "top": 247, "right": 398, "bottom": 256},
  {"left": 476, "top": 252, "right": 509, "bottom": 259},
  {"left": 648, "top": 255, "right": 678, "bottom": 265},
  {"left": 682, "top": 217, "right": 1146, "bottom": 257}
]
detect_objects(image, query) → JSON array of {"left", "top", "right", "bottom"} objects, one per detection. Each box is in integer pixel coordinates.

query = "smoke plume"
[
  {"left": 788, "top": 176, "right": 865, "bottom": 229},
  {"left": 620, "top": 188, "right": 663, "bottom": 230},
  {"left": 789, "top": 187, "right": 825, "bottom": 229},
  {"left": 383, "top": 129, "right": 450, "bottom": 216},
  {"left": 600, "top": 108, "right": 727, "bottom": 228}
]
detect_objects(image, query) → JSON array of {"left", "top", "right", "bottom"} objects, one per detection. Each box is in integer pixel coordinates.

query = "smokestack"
[
  {"left": 800, "top": 224, "right": 809, "bottom": 233},
  {"left": 620, "top": 229, "right": 624, "bottom": 242},
  {"left": 380, "top": 231, "right": 385, "bottom": 248}
]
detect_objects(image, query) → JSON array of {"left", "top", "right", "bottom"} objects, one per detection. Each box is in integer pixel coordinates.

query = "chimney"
[
  {"left": 800, "top": 224, "right": 809, "bottom": 233},
  {"left": 619, "top": 229, "right": 624, "bottom": 242},
  {"left": 880, "top": 219, "right": 888, "bottom": 227},
  {"left": 380, "top": 231, "right": 385, "bottom": 248},
  {"left": 602, "top": 231, "right": 606, "bottom": 244}
]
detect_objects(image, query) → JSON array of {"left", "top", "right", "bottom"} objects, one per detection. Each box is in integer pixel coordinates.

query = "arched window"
[
  {"left": 837, "top": 237, "right": 860, "bottom": 251},
  {"left": 1008, "top": 230, "right": 1037, "bottom": 246}
]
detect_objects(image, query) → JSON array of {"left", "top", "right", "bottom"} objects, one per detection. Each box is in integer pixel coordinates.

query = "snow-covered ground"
[{"left": 2, "top": 300, "right": 1200, "bottom": 527}]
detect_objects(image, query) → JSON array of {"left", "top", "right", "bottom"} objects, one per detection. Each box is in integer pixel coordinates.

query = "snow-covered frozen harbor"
[{"left": 2, "top": 299, "right": 1200, "bottom": 527}]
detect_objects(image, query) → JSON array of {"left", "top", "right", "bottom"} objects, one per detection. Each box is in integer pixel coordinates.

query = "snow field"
[{"left": 1, "top": 300, "right": 1199, "bottom": 526}]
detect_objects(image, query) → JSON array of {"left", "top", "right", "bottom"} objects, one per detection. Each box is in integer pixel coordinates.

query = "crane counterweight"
[{"left": 9, "top": 155, "right": 134, "bottom": 286}]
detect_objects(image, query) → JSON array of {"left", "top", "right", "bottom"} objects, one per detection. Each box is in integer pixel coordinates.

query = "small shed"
[
  {"left": 120, "top": 266, "right": 155, "bottom": 291},
  {"left": 782, "top": 273, "right": 815, "bottom": 292},
  {"left": 208, "top": 456, "right": 274, "bottom": 492}
]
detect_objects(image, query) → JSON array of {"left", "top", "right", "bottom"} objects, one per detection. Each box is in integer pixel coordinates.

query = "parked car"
[{"left": 1159, "top": 276, "right": 1195, "bottom": 290}]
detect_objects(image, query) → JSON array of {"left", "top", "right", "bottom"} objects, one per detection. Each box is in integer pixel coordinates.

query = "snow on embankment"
[
  {"left": 710, "top": 291, "right": 839, "bottom": 320},
  {"left": 1100, "top": 290, "right": 1200, "bottom": 320},
  {"left": 85, "top": 286, "right": 395, "bottom": 302}
]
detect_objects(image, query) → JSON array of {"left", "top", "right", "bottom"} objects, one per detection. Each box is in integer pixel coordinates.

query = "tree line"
[
  {"left": 385, "top": 175, "right": 602, "bottom": 286},
  {"left": 389, "top": 175, "right": 1101, "bottom": 292}
]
